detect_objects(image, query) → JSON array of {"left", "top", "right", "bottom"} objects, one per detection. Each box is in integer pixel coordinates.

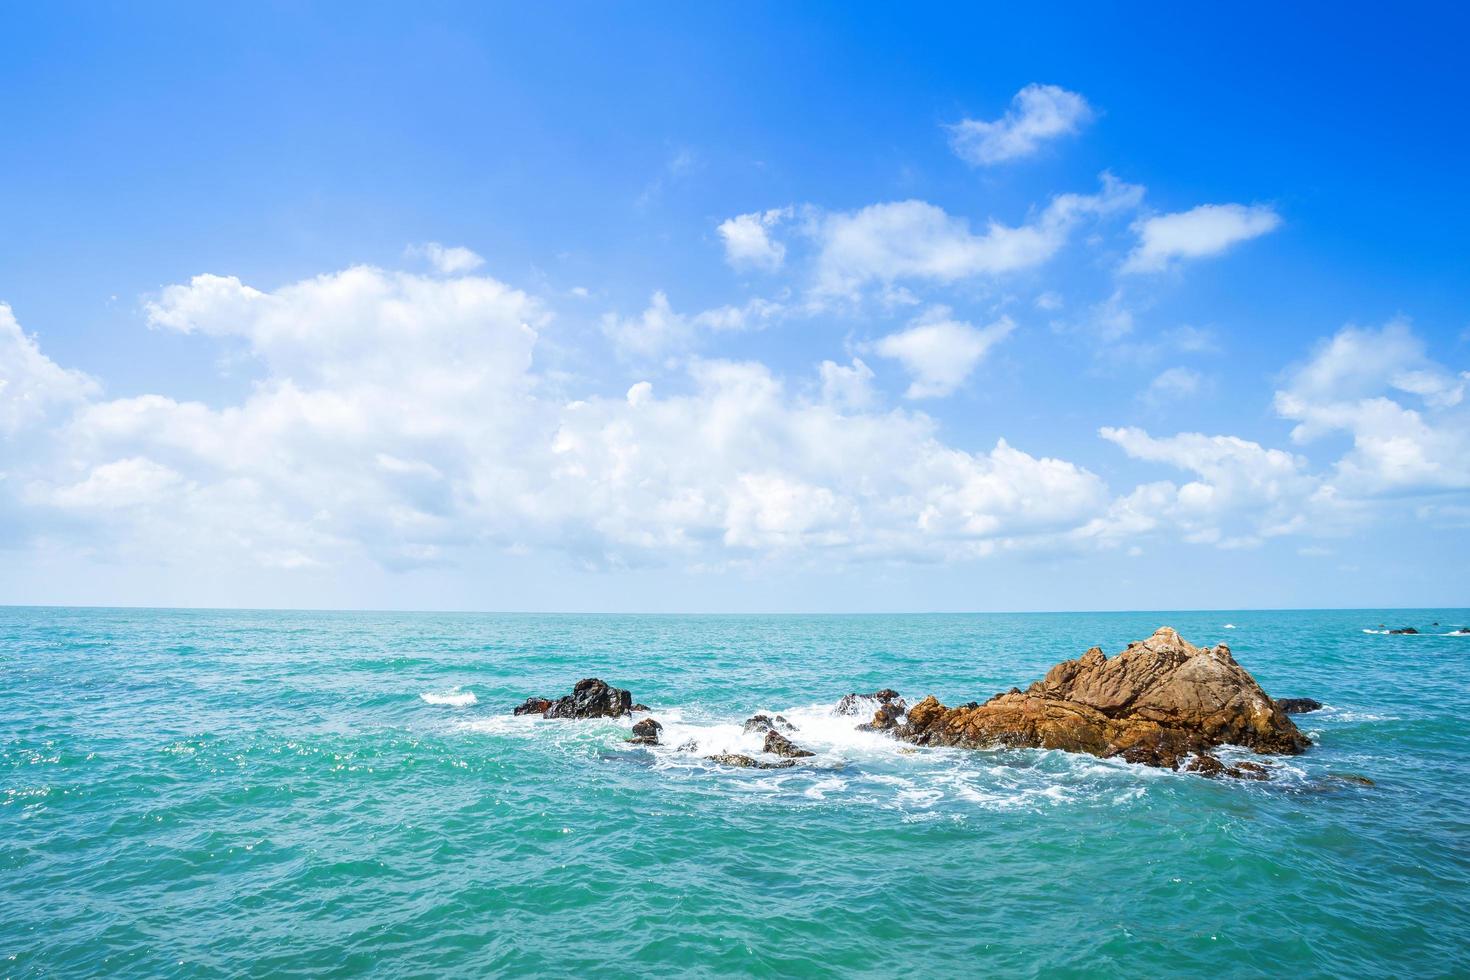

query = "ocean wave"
[
  {"left": 456, "top": 697, "right": 1300, "bottom": 813},
  {"left": 420, "top": 687, "right": 478, "bottom": 707}
]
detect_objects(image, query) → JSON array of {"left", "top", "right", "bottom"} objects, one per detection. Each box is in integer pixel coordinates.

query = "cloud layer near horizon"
[{"left": 0, "top": 264, "right": 1462, "bottom": 577}]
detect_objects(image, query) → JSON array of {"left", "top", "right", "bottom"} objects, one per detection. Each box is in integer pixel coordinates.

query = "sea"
[{"left": 2, "top": 607, "right": 1467, "bottom": 977}]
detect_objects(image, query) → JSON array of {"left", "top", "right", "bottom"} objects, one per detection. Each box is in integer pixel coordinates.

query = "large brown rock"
[{"left": 896, "top": 627, "right": 1309, "bottom": 772}]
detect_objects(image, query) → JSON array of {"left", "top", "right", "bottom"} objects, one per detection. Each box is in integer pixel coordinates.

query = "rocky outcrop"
[
  {"left": 895, "top": 627, "right": 1309, "bottom": 776},
  {"left": 704, "top": 753, "right": 797, "bottom": 770},
  {"left": 515, "top": 678, "right": 635, "bottom": 719},
  {"left": 1388, "top": 627, "right": 1419, "bottom": 635},
  {"left": 1276, "top": 697, "right": 1323, "bottom": 714},
  {"left": 626, "top": 718, "right": 662, "bottom": 746},
  {"left": 742, "top": 713, "right": 795, "bottom": 734},
  {"left": 763, "top": 730, "right": 815, "bottom": 758}
]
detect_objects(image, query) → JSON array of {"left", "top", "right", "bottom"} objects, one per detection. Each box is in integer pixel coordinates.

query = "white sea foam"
[
  {"left": 454, "top": 692, "right": 1311, "bottom": 811},
  {"left": 421, "top": 687, "right": 478, "bottom": 707},
  {"left": 1223, "top": 623, "right": 1236, "bottom": 629}
]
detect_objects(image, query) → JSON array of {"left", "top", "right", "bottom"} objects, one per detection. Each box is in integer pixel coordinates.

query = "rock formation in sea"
[
  {"left": 762, "top": 730, "right": 815, "bottom": 758},
  {"left": 883, "top": 627, "right": 1310, "bottom": 778},
  {"left": 627, "top": 718, "right": 662, "bottom": 745},
  {"left": 742, "top": 713, "right": 796, "bottom": 734},
  {"left": 1276, "top": 697, "right": 1323, "bottom": 714},
  {"left": 514, "top": 678, "right": 636, "bottom": 719}
]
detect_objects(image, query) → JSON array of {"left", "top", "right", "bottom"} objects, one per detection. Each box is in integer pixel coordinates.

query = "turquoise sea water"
[{"left": 2, "top": 607, "right": 1468, "bottom": 977}]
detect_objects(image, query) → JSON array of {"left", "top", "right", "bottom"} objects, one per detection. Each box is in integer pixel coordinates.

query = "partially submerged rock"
[
  {"left": 626, "top": 717, "right": 662, "bottom": 746},
  {"left": 515, "top": 678, "right": 635, "bottom": 720},
  {"left": 513, "top": 697, "right": 553, "bottom": 716},
  {"left": 834, "top": 689, "right": 904, "bottom": 717},
  {"left": 1388, "top": 627, "right": 1419, "bottom": 635},
  {"left": 1276, "top": 697, "right": 1323, "bottom": 714},
  {"left": 742, "top": 713, "right": 795, "bottom": 734},
  {"left": 704, "top": 753, "right": 796, "bottom": 770},
  {"left": 895, "top": 627, "right": 1309, "bottom": 777},
  {"left": 763, "top": 730, "right": 815, "bottom": 758}
]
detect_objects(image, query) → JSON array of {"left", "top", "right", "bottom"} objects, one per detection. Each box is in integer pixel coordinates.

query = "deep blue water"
[{"left": 2, "top": 607, "right": 1468, "bottom": 977}]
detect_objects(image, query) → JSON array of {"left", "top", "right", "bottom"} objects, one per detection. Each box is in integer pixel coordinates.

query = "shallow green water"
[{"left": 2, "top": 608, "right": 1467, "bottom": 977}]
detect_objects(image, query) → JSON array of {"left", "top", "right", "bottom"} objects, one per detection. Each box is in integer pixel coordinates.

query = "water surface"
[{"left": 2, "top": 608, "right": 1467, "bottom": 976}]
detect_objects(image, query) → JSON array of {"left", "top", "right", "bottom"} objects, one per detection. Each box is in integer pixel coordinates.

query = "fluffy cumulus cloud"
[
  {"left": 813, "top": 173, "right": 1142, "bottom": 295},
  {"left": 0, "top": 263, "right": 1128, "bottom": 572},
  {"left": 872, "top": 307, "right": 1015, "bottom": 399},
  {"left": 948, "top": 83, "right": 1094, "bottom": 165},
  {"left": 0, "top": 302, "right": 99, "bottom": 436},
  {"left": 717, "top": 208, "right": 791, "bottom": 270},
  {"left": 5, "top": 255, "right": 1457, "bottom": 579},
  {"left": 1273, "top": 319, "right": 1470, "bottom": 494},
  {"left": 1095, "top": 427, "right": 1326, "bottom": 547},
  {"left": 1123, "top": 203, "right": 1281, "bottom": 272}
]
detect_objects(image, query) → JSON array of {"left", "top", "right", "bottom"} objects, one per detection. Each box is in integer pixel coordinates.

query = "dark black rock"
[
  {"left": 1276, "top": 697, "right": 1323, "bottom": 714},
  {"left": 763, "top": 730, "right": 815, "bottom": 758},
  {"left": 513, "top": 697, "right": 553, "bottom": 716},
  {"left": 542, "top": 678, "right": 635, "bottom": 719},
  {"left": 1388, "top": 627, "right": 1419, "bottom": 635},
  {"left": 626, "top": 717, "right": 663, "bottom": 746}
]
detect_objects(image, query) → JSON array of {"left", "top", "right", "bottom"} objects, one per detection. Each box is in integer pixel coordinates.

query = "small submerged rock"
[
  {"left": 763, "top": 730, "right": 815, "bottom": 758},
  {"left": 674, "top": 739, "right": 699, "bottom": 753},
  {"left": 1276, "top": 698, "right": 1323, "bottom": 714},
  {"left": 626, "top": 717, "right": 663, "bottom": 746},
  {"left": 742, "top": 713, "right": 796, "bottom": 734},
  {"left": 834, "top": 689, "right": 904, "bottom": 717},
  {"left": 703, "top": 753, "right": 797, "bottom": 770}
]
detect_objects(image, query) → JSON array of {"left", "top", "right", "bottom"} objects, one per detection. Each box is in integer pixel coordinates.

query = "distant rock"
[
  {"left": 704, "top": 753, "right": 796, "bottom": 770},
  {"left": 1455, "top": 628, "right": 1470, "bottom": 635},
  {"left": 1388, "top": 627, "right": 1419, "bottom": 635},
  {"left": 763, "top": 730, "right": 815, "bottom": 758},
  {"left": 894, "top": 627, "right": 1309, "bottom": 778},
  {"left": 626, "top": 717, "right": 662, "bottom": 746},
  {"left": 1276, "top": 697, "right": 1323, "bottom": 714},
  {"left": 742, "top": 713, "right": 795, "bottom": 734},
  {"left": 514, "top": 678, "right": 635, "bottom": 719}
]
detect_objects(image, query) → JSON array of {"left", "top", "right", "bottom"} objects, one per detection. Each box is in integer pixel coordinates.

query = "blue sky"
[{"left": 1, "top": 2, "right": 1467, "bottom": 611}]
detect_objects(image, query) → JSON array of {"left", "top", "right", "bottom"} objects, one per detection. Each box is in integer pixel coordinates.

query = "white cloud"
[
  {"left": 2, "top": 263, "right": 1123, "bottom": 572},
  {"left": 818, "top": 358, "right": 876, "bottom": 410},
  {"left": 873, "top": 308, "right": 1015, "bottom": 399},
  {"left": 0, "top": 302, "right": 100, "bottom": 436},
  {"left": 1273, "top": 319, "right": 1470, "bottom": 494},
  {"left": 406, "top": 242, "right": 485, "bottom": 275},
  {"left": 948, "top": 83, "right": 1094, "bottom": 165},
  {"left": 1141, "top": 366, "right": 1204, "bottom": 406},
  {"left": 717, "top": 208, "right": 791, "bottom": 270},
  {"left": 601, "top": 292, "right": 785, "bottom": 358},
  {"left": 1123, "top": 203, "right": 1281, "bottom": 273},
  {"left": 1095, "top": 426, "right": 1325, "bottom": 547},
  {"left": 815, "top": 173, "right": 1142, "bottom": 295}
]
